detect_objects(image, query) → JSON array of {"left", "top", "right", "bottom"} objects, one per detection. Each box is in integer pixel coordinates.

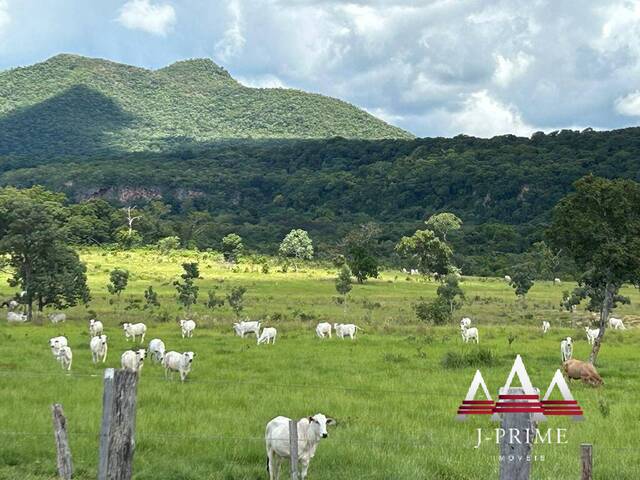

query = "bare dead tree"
[{"left": 124, "top": 206, "right": 141, "bottom": 234}]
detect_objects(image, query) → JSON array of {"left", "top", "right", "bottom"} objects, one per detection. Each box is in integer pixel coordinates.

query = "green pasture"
[{"left": 1, "top": 249, "right": 639, "bottom": 479}]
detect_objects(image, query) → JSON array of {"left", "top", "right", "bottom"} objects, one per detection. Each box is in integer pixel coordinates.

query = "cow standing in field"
[
  {"left": 542, "top": 321, "right": 550, "bottom": 334},
  {"left": 89, "top": 319, "right": 103, "bottom": 337},
  {"left": 585, "top": 327, "right": 600, "bottom": 345},
  {"left": 121, "top": 349, "right": 146, "bottom": 373},
  {"left": 180, "top": 319, "right": 196, "bottom": 338},
  {"left": 460, "top": 325, "right": 479, "bottom": 344},
  {"left": 49, "top": 336, "right": 68, "bottom": 358},
  {"left": 90, "top": 335, "right": 108, "bottom": 364},
  {"left": 7, "top": 311, "right": 27, "bottom": 323},
  {"left": 315, "top": 322, "right": 332, "bottom": 339},
  {"left": 608, "top": 317, "right": 626, "bottom": 330},
  {"left": 233, "top": 320, "right": 261, "bottom": 338},
  {"left": 148, "top": 338, "right": 166, "bottom": 363},
  {"left": 57, "top": 346, "right": 73, "bottom": 371},
  {"left": 258, "top": 327, "right": 277, "bottom": 345},
  {"left": 123, "top": 322, "right": 147, "bottom": 343},
  {"left": 334, "top": 323, "right": 360, "bottom": 340},
  {"left": 162, "top": 351, "right": 195, "bottom": 382},
  {"left": 560, "top": 337, "right": 573, "bottom": 363},
  {"left": 563, "top": 359, "right": 603, "bottom": 386},
  {"left": 49, "top": 313, "right": 66, "bottom": 324},
  {"left": 265, "top": 413, "right": 336, "bottom": 480}
]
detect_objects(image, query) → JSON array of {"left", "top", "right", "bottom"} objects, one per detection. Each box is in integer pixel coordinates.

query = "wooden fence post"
[
  {"left": 581, "top": 444, "right": 593, "bottom": 480},
  {"left": 51, "top": 403, "right": 73, "bottom": 480},
  {"left": 289, "top": 419, "right": 299, "bottom": 480},
  {"left": 98, "top": 368, "right": 139, "bottom": 480},
  {"left": 498, "top": 388, "right": 537, "bottom": 480}
]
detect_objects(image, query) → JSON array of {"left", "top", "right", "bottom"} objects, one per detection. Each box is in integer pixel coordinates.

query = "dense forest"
[
  {"left": 2, "top": 129, "right": 640, "bottom": 275},
  {"left": 1, "top": 55, "right": 640, "bottom": 275}
]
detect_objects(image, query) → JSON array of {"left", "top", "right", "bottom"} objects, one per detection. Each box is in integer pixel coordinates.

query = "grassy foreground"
[{"left": 1, "top": 249, "right": 639, "bottom": 479}]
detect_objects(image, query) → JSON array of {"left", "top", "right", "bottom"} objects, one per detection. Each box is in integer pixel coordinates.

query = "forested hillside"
[
  {"left": 0, "top": 54, "right": 411, "bottom": 156},
  {"left": 2, "top": 128, "right": 640, "bottom": 275}
]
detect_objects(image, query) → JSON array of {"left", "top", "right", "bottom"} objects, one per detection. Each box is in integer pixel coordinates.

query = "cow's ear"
[
  {"left": 326, "top": 418, "right": 336, "bottom": 426},
  {"left": 308, "top": 416, "right": 315, "bottom": 423}
]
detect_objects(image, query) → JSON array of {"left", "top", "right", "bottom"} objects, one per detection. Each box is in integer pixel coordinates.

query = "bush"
[
  {"left": 441, "top": 348, "right": 495, "bottom": 369},
  {"left": 414, "top": 297, "right": 450, "bottom": 325}
]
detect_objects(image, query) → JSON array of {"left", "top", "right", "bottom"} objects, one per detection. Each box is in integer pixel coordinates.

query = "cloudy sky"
[{"left": 1, "top": 0, "right": 640, "bottom": 138}]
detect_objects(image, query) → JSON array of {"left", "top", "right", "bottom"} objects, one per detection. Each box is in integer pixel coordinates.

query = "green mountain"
[{"left": 0, "top": 54, "right": 412, "bottom": 156}]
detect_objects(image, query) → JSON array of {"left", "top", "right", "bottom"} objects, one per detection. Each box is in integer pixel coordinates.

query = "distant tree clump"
[
  {"left": 144, "top": 286, "right": 160, "bottom": 308},
  {"left": 425, "top": 212, "right": 462, "bottom": 242},
  {"left": 278, "top": 229, "right": 314, "bottom": 270},
  {"left": 342, "top": 223, "right": 380, "bottom": 283},
  {"left": 509, "top": 264, "right": 535, "bottom": 299},
  {"left": 549, "top": 175, "right": 640, "bottom": 364},
  {"left": 157, "top": 236, "right": 180, "bottom": 254},
  {"left": 222, "top": 234, "right": 244, "bottom": 264},
  {"left": 395, "top": 229, "right": 452, "bottom": 277},
  {"left": 107, "top": 268, "right": 130, "bottom": 298}
]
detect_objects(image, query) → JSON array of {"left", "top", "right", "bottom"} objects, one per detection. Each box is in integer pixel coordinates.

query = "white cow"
[
  {"left": 180, "top": 319, "right": 196, "bottom": 338},
  {"left": 148, "top": 338, "right": 166, "bottom": 363},
  {"left": 460, "top": 326, "right": 479, "bottom": 344},
  {"left": 560, "top": 337, "right": 573, "bottom": 362},
  {"left": 89, "top": 319, "right": 103, "bottom": 337},
  {"left": 121, "top": 349, "right": 146, "bottom": 373},
  {"left": 258, "top": 327, "right": 277, "bottom": 345},
  {"left": 504, "top": 275, "right": 512, "bottom": 283},
  {"left": 585, "top": 327, "right": 600, "bottom": 345},
  {"left": 123, "top": 322, "right": 147, "bottom": 343},
  {"left": 90, "top": 335, "right": 108, "bottom": 364},
  {"left": 460, "top": 317, "right": 472, "bottom": 328},
  {"left": 542, "top": 321, "right": 550, "bottom": 334},
  {"left": 7, "top": 311, "right": 27, "bottom": 323},
  {"left": 162, "top": 351, "right": 195, "bottom": 382},
  {"left": 232, "top": 320, "right": 261, "bottom": 338},
  {"left": 48, "top": 312, "right": 66, "bottom": 324},
  {"left": 265, "top": 414, "right": 336, "bottom": 480},
  {"left": 609, "top": 317, "right": 626, "bottom": 330},
  {"left": 57, "top": 346, "right": 73, "bottom": 371},
  {"left": 49, "top": 336, "right": 68, "bottom": 357},
  {"left": 554, "top": 278, "right": 561, "bottom": 285},
  {"left": 333, "top": 323, "right": 360, "bottom": 340},
  {"left": 410, "top": 269, "right": 419, "bottom": 275},
  {"left": 315, "top": 322, "right": 332, "bottom": 339}
]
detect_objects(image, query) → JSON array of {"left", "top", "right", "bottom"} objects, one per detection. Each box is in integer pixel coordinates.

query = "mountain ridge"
[{"left": 0, "top": 54, "right": 413, "bottom": 156}]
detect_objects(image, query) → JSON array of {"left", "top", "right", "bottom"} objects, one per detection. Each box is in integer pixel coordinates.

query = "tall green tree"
[
  {"left": 437, "top": 274, "right": 465, "bottom": 315},
  {"left": 425, "top": 212, "right": 462, "bottom": 242},
  {"left": 222, "top": 233, "right": 244, "bottom": 264},
  {"left": 509, "top": 264, "right": 535, "bottom": 299},
  {"left": 342, "top": 223, "right": 380, "bottom": 283},
  {"left": 0, "top": 187, "right": 90, "bottom": 321},
  {"left": 335, "top": 265, "right": 353, "bottom": 314},
  {"left": 395, "top": 229, "right": 452, "bottom": 277},
  {"left": 549, "top": 175, "right": 640, "bottom": 364},
  {"left": 279, "top": 229, "right": 314, "bottom": 270},
  {"left": 174, "top": 262, "right": 200, "bottom": 311}
]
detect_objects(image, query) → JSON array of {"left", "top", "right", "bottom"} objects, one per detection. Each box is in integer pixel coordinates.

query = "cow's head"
[
  {"left": 308, "top": 414, "right": 336, "bottom": 439},
  {"left": 566, "top": 336, "right": 573, "bottom": 346},
  {"left": 100, "top": 335, "right": 107, "bottom": 345},
  {"left": 183, "top": 351, "right": 195, "bottom": 364},
  {"left": 123, "top": 323, "right": 131, "bottom": 330},
  {"left": 180, "top": 319, "right": 186, "bottom": 326},
  {"left": 137, "top": 349, "right": 146, "bottom": 360}
]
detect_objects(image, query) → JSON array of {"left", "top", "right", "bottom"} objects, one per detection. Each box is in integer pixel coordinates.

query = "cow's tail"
[{"left": 355, "top": 325, "right": 364, "bottom": 331}]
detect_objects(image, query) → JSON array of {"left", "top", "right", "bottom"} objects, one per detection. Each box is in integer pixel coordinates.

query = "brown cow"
[{"left": 563, "top": 359, "right": 603, "bottom": 387}]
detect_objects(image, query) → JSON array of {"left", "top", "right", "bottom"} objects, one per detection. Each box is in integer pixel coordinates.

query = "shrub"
[{"left": 441, "top": 348, "right": 495, "bottom": 369}]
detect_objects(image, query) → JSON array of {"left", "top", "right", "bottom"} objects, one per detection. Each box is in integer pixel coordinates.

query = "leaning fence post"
[
  {"left": 581, "top": 444, "right": 593, "bottom": 480},
  {"left": 51, "top": 403, "right": 73, "bottom": 480},
  {"left": 289, "top": 419, "right": 299, "bottom": 480},
  {"left": 498, "top": 387, "right": 537, "bottom": 480},
  {"left": 98, "top": 368, "right": 139, "bottom": 480}
]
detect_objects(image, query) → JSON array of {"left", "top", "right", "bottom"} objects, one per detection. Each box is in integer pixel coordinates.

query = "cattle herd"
[{"left": 2, "top": 287, "right": 634, "bottom": 479}]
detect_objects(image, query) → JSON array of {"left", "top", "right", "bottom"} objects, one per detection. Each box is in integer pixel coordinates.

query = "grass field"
[{"left": 1, "top": 249, "right": 639, "bottom": 479}]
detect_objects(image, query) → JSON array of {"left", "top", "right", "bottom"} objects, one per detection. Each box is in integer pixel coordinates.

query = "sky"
[{"left": 1, "top": 0, "right": 640, "bottom": 138}]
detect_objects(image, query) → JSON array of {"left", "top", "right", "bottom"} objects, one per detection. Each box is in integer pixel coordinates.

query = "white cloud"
[
  {"left": 214, "top": 0, "right": 245, "bottom": 63},
  {"left": 0, "top": 0, "right": 10, "bottom": 35},
  {"left": 595, "top": 2, "right": 640, "bottom": 57},
  {"left": 449, "top": 90, "right": 535, "bottom": 138},
  {"left": 493, "top": 52, "right": 533, "bottom": 87},
  {"left": 117, "top": 0, "right": 176, "bottom": 36},
  {"left": 615, "top": 90, "right": 640, "bottom": 116},
  {"left": 236, "top": 74, "right": 287, "bottom": 89}
]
